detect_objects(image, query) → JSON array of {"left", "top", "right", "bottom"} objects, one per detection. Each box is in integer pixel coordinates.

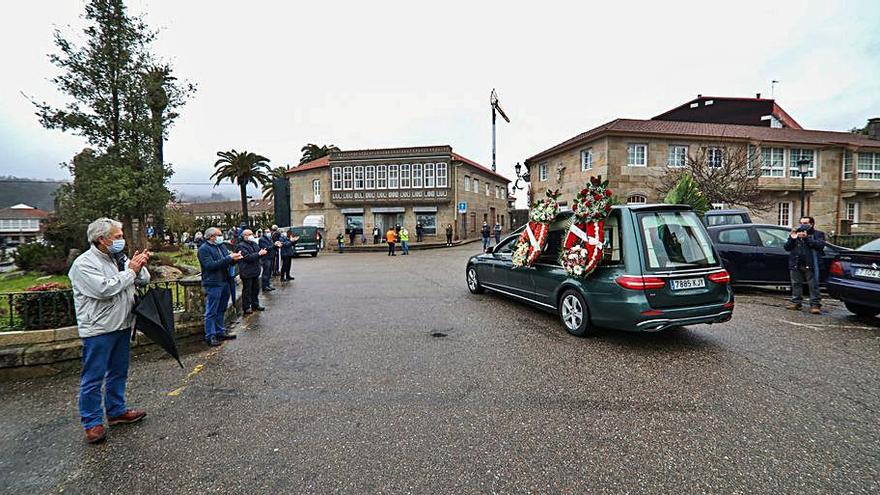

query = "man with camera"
[{"left": 784, "top": 216, "right": 825, "bottom": 314}]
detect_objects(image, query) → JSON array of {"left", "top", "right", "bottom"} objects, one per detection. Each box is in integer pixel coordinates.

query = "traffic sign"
[{"left": 457, "top": 201, "right": 467, "bottom": 213}]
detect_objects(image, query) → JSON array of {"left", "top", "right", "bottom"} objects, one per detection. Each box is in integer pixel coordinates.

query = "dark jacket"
[
  {"left": 258, "top": 234, "right": 275, "bottom": 262},
  {"left": 280, "top": 236, "right": 296, "bottom": 258},
  {"left": 445, "top": 226, "right": 453, "bottom": 237},
  {"left": 480, "top": 225, "right": 490, "bottom": 239},
  {"left": 784, "top": 228, "right": 826, "bottom": 270},
  {"left": 198, "top": 241, "right": 234, "bottom": 287},
  {"left": 235, "top": 239, "right": 262, "bottom": 278}
]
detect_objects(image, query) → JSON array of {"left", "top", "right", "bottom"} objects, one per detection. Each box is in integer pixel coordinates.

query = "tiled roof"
[
  {"left": 175, "top": 200, "right": 274, "bottom": 215},
  {"left": 286, "top": 155, "right": 330, "bottom": 174},
  {"left": 451, "top": 153, "right": 511, "bottom": 182},
  {"left": 526, "top": 118, "right": 880, "bottom": 163},
  {"left": 0, "top": 206, "right": 49, "bottom": 219}
]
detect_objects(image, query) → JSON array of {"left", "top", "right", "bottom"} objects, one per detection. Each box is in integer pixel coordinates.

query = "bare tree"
[{"left": 657, "top": 144, "right": 772, "bottom": 212}]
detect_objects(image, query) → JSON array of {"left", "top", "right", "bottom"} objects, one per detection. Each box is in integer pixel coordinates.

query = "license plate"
[
  {"left": 670, "top": 277, "right": 706, "bottom": 290},
  {"left": 854, "top": 268, "right": 880, "bottom": 279},
  {"left": 296, "top": 246, "right": 305, "bottom": 250}
]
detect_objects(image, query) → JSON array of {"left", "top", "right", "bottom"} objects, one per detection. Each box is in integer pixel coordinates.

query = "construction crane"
[{"left": 490, "top": 88, "right": 510, "bottom": 172}]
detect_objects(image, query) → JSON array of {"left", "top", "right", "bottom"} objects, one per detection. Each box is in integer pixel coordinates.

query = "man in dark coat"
[
  {"left": 784, "top": 215, "right": 826, "bottom": 314},
  {"left": 415, "top": 222, "right": 424, "bottom": 243},
  {"left": 258, "top": 228, "right": 277, "bottom": 291},
  {"left": 198, "top": 227, "right": 243, "bottom": 346},
  {"left": 235, "top": 229, "right": 267, "bottom": 314}
]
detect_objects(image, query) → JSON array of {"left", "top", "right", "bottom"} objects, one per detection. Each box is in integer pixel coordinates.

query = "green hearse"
[{"left": 466, "top": 205, "right": 734, "bottom": 336}]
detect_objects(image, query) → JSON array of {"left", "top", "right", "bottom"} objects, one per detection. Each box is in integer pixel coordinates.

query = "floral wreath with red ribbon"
[
  {"left": 512, "top": 189, "right": 560, "bottom": 268},
  {"left": 560, "top": 176, "right": 614, "bottom": 277}
]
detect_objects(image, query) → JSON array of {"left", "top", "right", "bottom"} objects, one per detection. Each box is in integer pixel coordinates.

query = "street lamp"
[
  {"left": 796, "top": 158, "right": 810, "bottom": 218},
  {"left": 512, "top": 162, "right": 530, "bottom": 191}
]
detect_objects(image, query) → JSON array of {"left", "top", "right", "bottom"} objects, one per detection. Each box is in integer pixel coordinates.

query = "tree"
[
  {"left": 211, "top": 150, "right": 271, "bottom": 222},
  {"left": 664, "top": 173, "right": 711, "bottom": 216},
  {"left": 262, "top": 166, "right": 289, "bottom": 200},
  {"left": 299, "top": 143, "right": 340, "bottom": 164},
  {"left": 30, "top": 0, "right": 194, "bottom": 250},
  {"left": 164, "top": 205, "right": 198, "bottom": 239},
  {"left": 657, "top": 145, "right": 771, "bottom": 212}
]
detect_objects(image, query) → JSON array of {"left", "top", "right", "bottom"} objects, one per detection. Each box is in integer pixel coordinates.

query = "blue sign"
[{"left": 457, "top": 201, "right": 467, "bottom": 213}]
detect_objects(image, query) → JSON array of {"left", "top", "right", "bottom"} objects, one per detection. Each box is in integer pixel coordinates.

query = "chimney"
[
  {"left": 756, "top": 93, "right": 761, "bottom": 99},
  {"left": 867, "top": 118, "right": 880, "bottom": 140}
]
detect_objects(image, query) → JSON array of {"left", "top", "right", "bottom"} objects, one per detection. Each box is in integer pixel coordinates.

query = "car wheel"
[
  {"left": 312, "top": 252, "right": 318, "bottom": 257},
  {"left": 466, "top": 265, "right": 484, "bottom": 294},
  {"left": 558, "top": 289, "right": 594, "bottom": 337},
  {"left": 844, "top": 302, "right": 879, "bottom": 318}
]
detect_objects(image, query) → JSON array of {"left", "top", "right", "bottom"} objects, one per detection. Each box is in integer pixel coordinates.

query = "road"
[{"left": 1, "top": 244, "right": 878, "bottom": 494}]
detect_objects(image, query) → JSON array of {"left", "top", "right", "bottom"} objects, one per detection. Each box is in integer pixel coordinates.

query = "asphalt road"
[{"left": 1, "top": 245, "right": 879, "bottom": 494}]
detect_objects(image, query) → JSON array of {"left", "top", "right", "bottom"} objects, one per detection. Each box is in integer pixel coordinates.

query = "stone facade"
[{"left": 287, "top": 146, "right": 511, "bottom": 244}]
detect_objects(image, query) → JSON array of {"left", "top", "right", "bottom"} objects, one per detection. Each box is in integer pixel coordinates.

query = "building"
[
  {"left": 524, "top": 95, "right": 880, "bottom": 233},
  {"left": 0, "top": 203, "right": 49, "bottom": 244},
  {"left": 286, "top": 146, "right": 511, "bottom": 243},
  {"left": 175, "top": 199, "right": 274, "bottom": 223}
]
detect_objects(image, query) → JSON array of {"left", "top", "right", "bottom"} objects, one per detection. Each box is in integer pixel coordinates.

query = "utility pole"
[{"left": 490, "top": 89, "right": 510, "bottom": 172}]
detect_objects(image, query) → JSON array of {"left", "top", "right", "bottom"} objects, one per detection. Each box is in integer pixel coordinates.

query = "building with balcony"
[
  {"left": 0, "top": 203, "right": 49, "bottom": 244},
  {"left": 286, "top": 146, "right": 511, "bottom": 243},
  {"left": 524, "top": 96, "right": 880, "bottom": 233}
]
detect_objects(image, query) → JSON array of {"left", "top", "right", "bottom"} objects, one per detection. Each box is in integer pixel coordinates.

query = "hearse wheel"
[
  {"left": 466, "top": 265, "right": 484, "bottom": 294},
  {"left": 559, "top": 289, "right": 594, "bottom": 336}
]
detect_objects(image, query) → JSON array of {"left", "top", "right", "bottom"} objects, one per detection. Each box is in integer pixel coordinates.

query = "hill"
[{"left": 0, "top": 178, "right": 67, "bottom": 211}]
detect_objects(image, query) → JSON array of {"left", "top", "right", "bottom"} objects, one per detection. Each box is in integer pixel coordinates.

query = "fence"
[
  {"left": 0, "top": 280, "right": 184, "bottom": 331},
  {"left": 829, "top": 234, "right": 880, "bottom": 249}
]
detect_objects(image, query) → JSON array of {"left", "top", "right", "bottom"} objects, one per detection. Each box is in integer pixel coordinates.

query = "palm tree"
[
  {"left": 212, "top": 149, "right": 271, "bottom": 221},
  {"left": 299, "top": 143, "right": 340, "bottom": 164},
  {"left": 262, "top": 166, "right": 289, "bottom": 200}
]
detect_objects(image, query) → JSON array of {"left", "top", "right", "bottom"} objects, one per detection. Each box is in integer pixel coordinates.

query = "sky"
[{"left": 1, "top": 0, "right": 879, "bottom": 206}]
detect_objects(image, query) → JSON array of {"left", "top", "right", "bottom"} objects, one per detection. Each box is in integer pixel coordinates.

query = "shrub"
[
  {"left": 13, "top": 282, "right": 75, "bottom": 330},
  {"left": 13, "top": 243, "right": 62, "bottom": 271}
]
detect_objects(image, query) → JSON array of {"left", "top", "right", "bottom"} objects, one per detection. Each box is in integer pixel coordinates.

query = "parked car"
[
  {"left": 707, "top": 223, "right": 848, "bottom": 286},
  {"left": 466, "top": 205, "right": 734, "bottom": 336},
  {"left": 827, "top": 237, "right": 880, "bottom": 317},
  {"left": 279, "top": 226, "right": 320, "bottom": 257},
  {"left": 703, "top": 209, "right": 751, "bottom": 227}
]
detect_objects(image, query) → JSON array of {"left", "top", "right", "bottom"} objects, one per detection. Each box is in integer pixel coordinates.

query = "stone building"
[
  {"left": 524, "top": 96, "right": 880, "bottom": 233},
  {"left": 0, "top": 203, "right": 48, "bottom": 244},
  {"left": 286, "top": 146, "right": 511, "bottom": 243}
]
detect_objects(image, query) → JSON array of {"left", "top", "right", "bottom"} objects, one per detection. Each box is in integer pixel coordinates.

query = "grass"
[
  {"left": 0, "top": 272, "right": 70, "bottom": 293},
  {"left": 154, "top": 247, "right": 199, "bottom": 268}
]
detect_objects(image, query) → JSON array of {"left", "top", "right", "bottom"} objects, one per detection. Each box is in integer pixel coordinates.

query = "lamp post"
[
  {"left": 511, "top": 162, "right": 530, "bottom": 191},
  {"left": 796, "top": 158, "right": 810, "bottom": 218}
]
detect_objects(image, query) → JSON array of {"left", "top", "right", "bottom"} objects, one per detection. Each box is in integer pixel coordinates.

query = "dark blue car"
[{"left": 827, "top": 238, "right": 880, "bottom": 317}]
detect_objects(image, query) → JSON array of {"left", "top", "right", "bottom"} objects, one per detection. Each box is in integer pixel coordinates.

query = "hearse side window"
[
  {"left": 536, "top": 230, "right": 563, "bottom": 265},
  {"left": 638, "top": 211, "right": 717, "bottom": 270},
  {"left": 496, "top": 236, "right": 518, "bottom": 254},
  {"left": 601, "top": 213, "right": 623, "bottom": 265}
]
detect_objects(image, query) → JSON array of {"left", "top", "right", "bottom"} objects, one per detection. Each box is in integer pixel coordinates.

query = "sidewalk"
[{"left": 323, "top": 237, "right": 483, "bottom": 253}]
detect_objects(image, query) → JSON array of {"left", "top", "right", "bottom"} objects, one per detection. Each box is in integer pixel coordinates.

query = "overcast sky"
[{"left": 1, "top": 0, "right": 879, "bottom": 205}]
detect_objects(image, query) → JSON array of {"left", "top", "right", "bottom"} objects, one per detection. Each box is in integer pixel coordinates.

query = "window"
[
  {"left": 637, "top": 211, "right": 717, "bottom": 270},
  {"left": 777, "top": 202, "right": 792, "bottom": 227},
  {"left": 789, "top": 149, "right": 816, "bottom": 178},
  {"left": 473, "top": 178, "right": 479, "bottom": 194},
  {"left": 601, "top": 213, "right": 623, "bottom": 265},
  {"left": 354, "top": 166, "right": 365, "bottom": 190},
  {"left": 377, "top": 165, "right": 388, "bottom": 189},
  {"left": 464, "top": 175, "right": 470, "bottom": 192},
  {"left": 388, "top": 164, "right": 399, "bottom": 189},
  {"left": 760, "top": 147, "right": 785, "bottom": 177},
  {"left": 312, "top": 179, "right": 321, "bottom": 203},
  {"left": 424, "top": 163, "right": 435, "bottom": 188},
  {"left": 436, "top": 162, "right": 448, "bottom": 187},
  {"left": 718, "top": 228, "right": 752, "bottom": 245},
  {"left": 412, "top": 163, "right": 423, "bottom": 188},
  {"left": 756, "top": 227, "right": 788, "bottom": 249},
  {"left": 626, "top": 194, "right": 647, "bottom": 204},
  {"left": 846, "top": 201, "right": 860, "bottom": 222},
  {"left": 857, "top": 152, "right": 880, "bottom": 180},
  {"left": 627, "top": 144, "right": 647, "bottom": 166},
  {"left": 495, "top": 185, "right": 501, "bottom": 199},
  {"left": 667, "top": 145, "right": 688, "bottom": 168},
  {"left": 400, "top": 163, "right": 411, "bottom": 188},
  {"left": 342, "top": 166, "right": 353, "bottom": 190},
  {"left": 485, "top": 183, "right": 490, "bottom": 196},
  {"left": 536, "top": 230, "right": 564, "bottom": 265},
  {"left": 580, "top": 148, "right": 593, "bottom": 171},
  {"left": 843, "top": 151, "right": 853, "bottom": 180},
  {"left": 707, "top": 147, "right": 724, "bottom": 168},
  {"left": 344, "top": 214, "right": 364, "bottom": 235},
  {"left": 331, "top": 167, "right": 343, "bottom": 190},
  {"left": 416, "top": 213, "right": 437, "bottom": 235},
  {"left": 538, "top": 162, "right": 548, "bottom": 181},
  {"left": 365, "top": 165, "right": 376, "bottom": 189}
]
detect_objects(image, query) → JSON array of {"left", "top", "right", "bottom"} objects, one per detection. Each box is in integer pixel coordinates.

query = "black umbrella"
[{"left": 133, "top": 287, "right": 183, "bottom": 368}]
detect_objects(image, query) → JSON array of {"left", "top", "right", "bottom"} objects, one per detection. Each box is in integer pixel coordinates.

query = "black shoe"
[
  {"left": 219, "top": 333, "right": 237, "bottom": 340},
  {"left": 207, "top": 337, "right": 221, "bottom": 347},
  {"left": 254, "top": 306, "right": 266, "bottom": 311},
  {"left": 265, "top": 287, "right": 276, "bottom": 291},
  {"left": 243, "top": 309, "right": 253, "bottom": 315}
]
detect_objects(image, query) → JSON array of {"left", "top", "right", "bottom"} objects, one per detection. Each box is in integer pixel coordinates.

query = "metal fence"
[
  {"left": 0, "top": 280, "right": 185, "bottom": 332},
  {"left": 829, "top": 234, "right": 879, "bottom": 249}
]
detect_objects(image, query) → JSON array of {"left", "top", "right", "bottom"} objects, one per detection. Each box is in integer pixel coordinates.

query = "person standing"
[
  {"left": 480, "top": 222, "right": 491, "bottom": 251},
  {"left": 270, "top": 226, "right": 282, "bottom": 277},
  {"left": 494, "top": 222, "right": 502, "bottom": 245},
  {"left": 337, "top": 231, "right": 345, "bottom": 253},
  {"left": 280, "top": 230, "right": 299, "bottom": 281},
  {"left": 784, "top": 216, "right": 826, "bottom": 314},
  {"left": 386, "top": 227, "right": 397, "bottom": 256},
  {"left": 400, "top": 226, "right": 410, "bottom": 255},
  {"left": 198, "top": 227, "right": 243, "bottom": 346},
  {"left": 69, "top": 218, "right": 152, "bottom": 444},
  {"left": 235, "top": 229, "right": 267, "bottom": 314},
  {"left": 372, "top": 225, "right": 381, "bottom": 244},
  {"left": 445, "top": 224, "right": 454, "bottom": 246},
  {"left": 416, "top": 222, "right": 424, "bottom": 243},
  {"left": 258, "top": 229, "right": 277, "bottom": 291}
]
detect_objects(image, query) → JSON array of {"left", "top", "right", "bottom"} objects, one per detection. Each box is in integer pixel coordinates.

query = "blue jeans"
[
  {"left": 482, "top": 237, "right": 490, "bottom": 250},
  {"left": 79, "top": 329, "right": 131, "bottom": 428},
  {"left": 204, "top": 284, "right": 230, "bottom": 340},
  {"left": 402, "top": 241, "right": 409, "bottom": 254},
  {"left": 260, "top": 260, "right": 272, "bottom": 289}
]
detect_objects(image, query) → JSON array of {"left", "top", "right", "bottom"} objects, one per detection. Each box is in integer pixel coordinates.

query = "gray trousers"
[{"left": 790, "top": 267, "right": 821, "bottom": 308}]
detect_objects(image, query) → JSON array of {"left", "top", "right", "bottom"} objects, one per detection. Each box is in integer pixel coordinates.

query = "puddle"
[{"left": 430, "top": 332, "right": 448, "bottom": 338}]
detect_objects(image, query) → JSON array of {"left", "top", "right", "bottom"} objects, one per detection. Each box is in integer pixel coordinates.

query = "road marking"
[
  {"left": 166, "top": 348, "right": 222, "bottom": 397},
  {"left": 780, "top": 320, "right": 875, "bottom": 330}
]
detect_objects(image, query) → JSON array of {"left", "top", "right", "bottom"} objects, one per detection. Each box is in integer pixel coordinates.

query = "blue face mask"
[
  {"left": 214, "top": 236, "right": 224, "bottom": 245},
  {"left": 108, "top": 239, "right": 126, "bottom": 254}
]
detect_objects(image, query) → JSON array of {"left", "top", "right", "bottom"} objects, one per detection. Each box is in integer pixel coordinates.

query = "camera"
[{"left": 796, "top": 224, "right": 811, "bottom": 232}]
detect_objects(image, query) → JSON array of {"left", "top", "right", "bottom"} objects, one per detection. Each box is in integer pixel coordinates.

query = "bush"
[
  {"left": 13, "top": 243, "right": 65, "bottom": 272},
  {"left": 13, "top": 282, "right": 75, "bottom": 330}
]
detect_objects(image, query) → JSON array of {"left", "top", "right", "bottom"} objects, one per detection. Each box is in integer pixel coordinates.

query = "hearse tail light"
[
  {"left": 616, "top": 275, "right": 666, "bottom": 290},
  {"left": 707, "top": 270, "right": 731, "bottom": 284},
  {"left": 829, "top": 260, "right": 844, "bottom": 276}
]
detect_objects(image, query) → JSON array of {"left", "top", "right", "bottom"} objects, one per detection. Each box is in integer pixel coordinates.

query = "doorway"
[{"left": 374, "top": 213, "right": 404, "bottom": 234}]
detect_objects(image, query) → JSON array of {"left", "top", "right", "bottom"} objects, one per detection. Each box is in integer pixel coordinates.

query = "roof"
[
  {"left": 0, "top": 206, "right": 49, "bottom": 219},
  {"left": 287, "top": 155, "right": 330, "bottom": 173},
  {"left": 526, "top": 118, "right": 880, "bottom": 164},
  {"left": 451, "top": 153, "right": 510, "bottom": 182},
  {"left": 652, "top": 96, "right": 802, "bottom": 129},
  {"left": 175, "top": 200, "right": 274, "bottom": 215}
]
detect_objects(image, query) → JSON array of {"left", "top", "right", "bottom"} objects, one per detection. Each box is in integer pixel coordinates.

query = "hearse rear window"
[{"left": 638, "top": 211, "right": 716, "bottom": 270}]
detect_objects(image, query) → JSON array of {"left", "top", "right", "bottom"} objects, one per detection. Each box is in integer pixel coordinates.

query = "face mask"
[
  {"left": 214, "top": 236, "right": 224, "bottom": 245},
  {"left": 108, "top": 238, "right": 126, "bottom": 254},
  {"left": 243, "top": 236, "right": 252, "bottom": 243}
]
